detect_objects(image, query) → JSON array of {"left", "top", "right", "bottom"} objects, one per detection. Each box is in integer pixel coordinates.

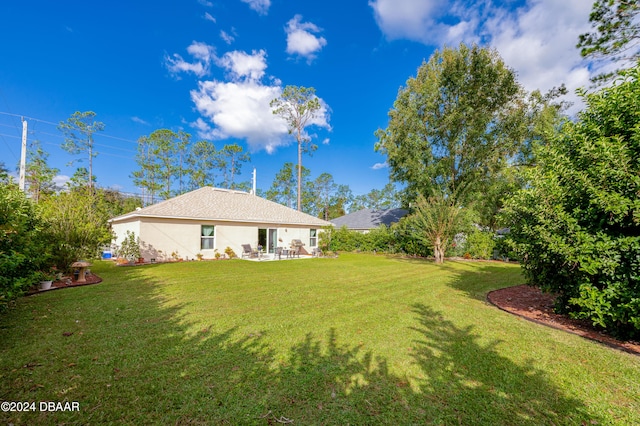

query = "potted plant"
[{"left": 37, "top": 269, "right": 57, "bottom": 291}]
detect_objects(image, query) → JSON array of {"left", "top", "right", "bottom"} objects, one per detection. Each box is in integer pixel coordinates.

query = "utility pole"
[{"left": 18, "top": 118, "right": 27, "bottom": 192}]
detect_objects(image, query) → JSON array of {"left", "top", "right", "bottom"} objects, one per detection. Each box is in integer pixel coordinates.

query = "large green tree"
[
  {"left": 40, "top": 188, "right": 114, "bottom": 271},
  {"left": 271, "top": 86, "right": 324, "bottom": 211},
  {"left": 375, "top": 43, "right": 528, "bottom": 210},
  {"left": 266, "top": 162, "right": 310, "bottom": 209},
  {"left": 186, "top": 140, "right": 219, "bottom": 190},
  {"left": 132, "top": 129, "right": 191, "bottom": 201},
  {"left": 578, "top": 0, "right": 639, "bottom": 83},
  {"left": 218, "top": 143, "right": 250, "bottom": 190},
  {"left": 503, "top": 64, "right": 640, "bottom": 339},
  {"left": 58, "top": 111, "right": 105, "bottom": 190},
  {"left": 351, "top": 183, "right": 399, "bottom": 212},
  {"left": 24, "top": 140, "right": 59, "bottom": 203}
]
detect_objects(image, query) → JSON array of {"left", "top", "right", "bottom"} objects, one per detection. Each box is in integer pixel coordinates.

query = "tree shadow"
[
  {"left": 408, "top": 303, "right": 597, "bottom": 425},
  {"left": 1, "top": 263, "right": 600, "bottom": 425}
]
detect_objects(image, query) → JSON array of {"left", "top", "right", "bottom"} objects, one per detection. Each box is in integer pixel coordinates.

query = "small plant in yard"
[
  {"left": 171, "top": 250, "right": 180, "bottom": 261},
  {"left": 196, "top": 253, "right": 204, "bottom": 261},
  {"left": 118, "top": 231, "right": 141, "bottom": 262},
  {"left": 214, "top": 249, "right": 221, "bottom": 260},
  {"left": 224, "top": 246, "right": 236, "bottom": 259}
]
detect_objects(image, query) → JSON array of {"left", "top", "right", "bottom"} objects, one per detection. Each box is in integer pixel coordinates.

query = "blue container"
[{"left": 102, "top": 251, "right": 112, "bottom": 260}]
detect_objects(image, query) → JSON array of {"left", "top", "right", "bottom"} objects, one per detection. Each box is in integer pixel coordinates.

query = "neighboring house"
[
  {"left": 108, "top": 186, "right": 331, "bottom": 261},
  {"left": 330, "top": 208, "right": 409, "bottom": 233}
]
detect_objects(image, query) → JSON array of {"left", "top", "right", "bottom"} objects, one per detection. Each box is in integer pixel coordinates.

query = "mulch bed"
[
  {"left": 488, "top": 284, "right": 640, "bottom": 355},
  {"left": 27, "top": 272, "right": 102, "bottom": 295}
]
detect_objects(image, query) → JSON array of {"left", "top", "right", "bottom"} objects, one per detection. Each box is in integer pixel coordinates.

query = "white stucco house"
[{"left": 108, "top": 186, "right": 331, "bottom": 261}]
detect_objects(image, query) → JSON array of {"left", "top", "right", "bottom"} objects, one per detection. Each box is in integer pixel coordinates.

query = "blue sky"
[{"left": 0, "top": 0, "right": 599, "bottom": 198}]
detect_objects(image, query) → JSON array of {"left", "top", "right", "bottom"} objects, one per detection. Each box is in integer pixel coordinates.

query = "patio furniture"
[
  {"left": 274, "top": 247, "right": 283, "bottom": 260},
  {"left": 290, "top": 239, "right": 304, "bottom": 258},
  {"left": 312, "top": 247, "right": 324, "bottom": 257},
  {"left": 241, "top": 244, "right": 259, "bottom": 259}
]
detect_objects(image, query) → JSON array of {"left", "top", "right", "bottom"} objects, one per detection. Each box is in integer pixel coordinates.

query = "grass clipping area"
[{"left": 1, "top": 254, "right": 638, "bottom": 424}]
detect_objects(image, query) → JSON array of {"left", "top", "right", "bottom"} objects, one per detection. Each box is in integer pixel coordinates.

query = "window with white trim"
[
  {"left": 310, "top": 229, "right": 317, "bottom": 247},
  {"left": 201, "top": 225, "right": 215, "bottom": 250}
]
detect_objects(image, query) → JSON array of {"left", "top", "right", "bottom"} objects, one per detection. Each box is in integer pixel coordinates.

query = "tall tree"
[
  {"left": 186, "top": 140, "right": 219, "bottom": 189},
  {"left": 175, "top": 135, "right": 190, "bottom": 195},
  {"left": 132, "top": 134, "right": 161, "bottom": 204},
  {"left": 375, "top": 43, "right": 528, "bottom": 211},
  {"left": 58, "top": 111, "right": 104, "bottom": 190},
  {"left": 577, "top": 0, "right": 639, "bottom": 83},
  {"left": 271, "top": 86, "right": 325, "bottom": 211},
  {"left": 24, "top": 140, "right": 59, "bottom": 203},
  {"left": 0, "top": 162, "right": 10, "bottom": 183},
  {"left": 266, "top": 162, "right": 309, "bottom": 209},
  {"left": 218, "top": 143, "right": 250, "bottom": 190},
  {"left": 132, "top": 129, "right": 190, "bottom": 201},
  {"left": 312, "top": 173, "right": 337, "bottom": 221},
  {"left": 352, "top": 183, "right": 400, "bottom": 212},
  {"left": 67, "top": 167, "right": 96, "bottom": 191}
]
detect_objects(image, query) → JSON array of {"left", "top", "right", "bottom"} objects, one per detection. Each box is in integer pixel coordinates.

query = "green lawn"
[{"left": 1, "top": 254, "right": 638, "bottom": 424}]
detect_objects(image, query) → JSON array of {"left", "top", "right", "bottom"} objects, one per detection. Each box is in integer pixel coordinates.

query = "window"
[
  {"left": 310, "top": 229, "right": 317, "bottom": 247},
  {"left": 201, "top": 225, "right": 215, "bottom": 250}
]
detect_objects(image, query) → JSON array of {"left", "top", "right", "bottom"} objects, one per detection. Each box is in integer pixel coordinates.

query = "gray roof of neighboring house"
[
  {"left": 330, "top": 208, "right": 409, "bottom": 230},
  {"left": 109, "top": 186, "right": 331, "bottom": 227}
]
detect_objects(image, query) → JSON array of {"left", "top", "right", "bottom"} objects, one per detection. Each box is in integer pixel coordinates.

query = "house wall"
[
  {"left": 111, "top": 217, "right": 322, "bottom": 261},
  {"left": 110, "top": 219, "right": 141, "bottom": 257}
]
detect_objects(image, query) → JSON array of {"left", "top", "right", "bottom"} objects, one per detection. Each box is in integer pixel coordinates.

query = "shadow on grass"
[
  {"left": 409, "top": 303, "right": 594, "bottom": 425},
  {"left": 1, "top": 262, "right": 598, "bottom": 425},
  {"left": 394, "top": 256, "right": 524, "bottom": 301}
]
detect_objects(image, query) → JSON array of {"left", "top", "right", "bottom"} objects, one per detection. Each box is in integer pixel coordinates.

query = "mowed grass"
[{"left": 1, "top": 254, "right": 638, "bottom": 425}]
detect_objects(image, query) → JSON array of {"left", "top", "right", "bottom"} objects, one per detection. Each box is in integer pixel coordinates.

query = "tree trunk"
[
  {"left": 434, "top": 235, "right": 445, "bottom": 264},
  {"left": 297, "top": 135, "right": 302, "bottom": 211}
]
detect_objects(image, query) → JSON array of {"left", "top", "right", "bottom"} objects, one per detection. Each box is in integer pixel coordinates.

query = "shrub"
[
  {"left": 464, "top": 229, "right": 495, "bottom": 259},
  {"left": 0, "top": 184, "right": 52, "bottom": 311},
  {"left": 224, "top": 247, "right": 237, "bottom": 259},
  {"left": 503, "top": 64, "right": 640, "bottom": 339}
]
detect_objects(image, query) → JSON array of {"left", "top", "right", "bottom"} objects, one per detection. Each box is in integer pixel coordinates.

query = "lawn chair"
[
  {"left": 241, "top": 244, "right": 259, "bottom": 259},
  {"left": 312, "top": 247, "right": 324, "bottom": 257},
  {"left": 274, "top": 247, "right": 282, "bottom": 260}
]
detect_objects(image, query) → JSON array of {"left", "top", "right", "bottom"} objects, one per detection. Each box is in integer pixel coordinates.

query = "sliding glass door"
[{"left": 258, "top": 228, "right": 278, "bottom": 253}]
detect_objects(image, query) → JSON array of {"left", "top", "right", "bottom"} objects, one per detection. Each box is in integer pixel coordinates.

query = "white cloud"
[
  {"left": 371, "top": 162, "right": 387, "bottom": 170},
  {"left": 240, "top": 0, "right": 270, "bottom": 15},
  {"left": 191, "top": 80, "right": 288, "bottom": 152},
  {"left": 220, "top": 30, "right": 235, "bottom": 44},
  {"left": 198, "top": 0, "right": 213, "bottom": 7},
  {"left": 189, "top": 49, "right": 330, "bottom": 153},
  {"left": 322, "top": 138, "right": 330, "bottom": 145},
  {"left": 53, "top": 174, "right": 70, "bottom": 188},
  {"left": 369, "top": 0, "right": 445, "bottom": 43},
  {"left": 285, "top": 15, "right": 327, "bottom": 62},
  {"left": 216, "top": 49, "right": 267, "bottom": 81},
  {"left": 204, "top": 12, "right": 216, "bottom": 23},
  {"left": 165, "top": 41, "right": 216, "bottom": 78},
  {"left": 369, "top": 0, "right": 598, "bottom": 113},
  {"left": 131, "top": 116, "right": 149, "bottom": 125}
]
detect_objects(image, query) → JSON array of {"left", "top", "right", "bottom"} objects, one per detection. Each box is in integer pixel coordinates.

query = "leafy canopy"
[{"left": 503, "top": 63, "right": 640, "bottom": 339}]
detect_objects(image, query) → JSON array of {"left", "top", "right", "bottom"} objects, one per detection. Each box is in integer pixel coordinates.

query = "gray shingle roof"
[
  {"left": 109, "top": 186, "right": 331, "bottom": 227},
  {"left": 330, "top": 208, "right": 409, "bottom": 230}
]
